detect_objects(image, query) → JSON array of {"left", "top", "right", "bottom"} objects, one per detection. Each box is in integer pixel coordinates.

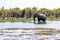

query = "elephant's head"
[{"left": 33, "top": 13, "right": 38, "bottom": 23}]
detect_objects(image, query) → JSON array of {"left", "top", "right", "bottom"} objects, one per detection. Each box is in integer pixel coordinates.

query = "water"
[
  {"left": 0, "top": 21, "right": 60, "bottom": 40},
  {"left": 0, "top": 21, "right": 60, "bottom": 29}
]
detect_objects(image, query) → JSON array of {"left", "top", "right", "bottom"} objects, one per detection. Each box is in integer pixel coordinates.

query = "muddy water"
[
  {"left": 0, "top": 29, "right": 34, "bottom": 40},
  {"left": 0, "top": 21, "right": 60, "bottom": 40},
  {"left": 0, "top": 28, "right": 60, "bottom": 40},
  {"left": 0, "top": 28, "right": 54, "bottom": 40}
]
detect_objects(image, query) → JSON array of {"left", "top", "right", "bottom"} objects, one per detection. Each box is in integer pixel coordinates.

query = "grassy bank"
[
  {"left": 0, "top": 18, "right": 28, "bottom": 22},
  {"left": 0, "top": 17, "right": 59, "bottom": 22}
]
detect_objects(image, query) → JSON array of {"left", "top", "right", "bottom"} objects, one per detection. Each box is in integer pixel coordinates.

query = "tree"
[
  {"left": 13, "top": 7, "right": 21, "bottom": 14},
  {"left": 24, "top": 7, "right": 32, "bottom": 18},
  {"left": 1, "top": 7, "right": 5, "bottom": 20},
  {"left": 21, "top": 10, "right": 25, "bottom": 18},
  {"left": 38, "top": 8, "right": 52, "bottom": 17},
  {"left": 31, "top": 7, "right": 37, "bottom": 15}
]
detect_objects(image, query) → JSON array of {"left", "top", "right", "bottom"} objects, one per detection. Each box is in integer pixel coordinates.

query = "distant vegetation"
[{"left": 0, "top": 7, "right": 60, "bottom": 22}]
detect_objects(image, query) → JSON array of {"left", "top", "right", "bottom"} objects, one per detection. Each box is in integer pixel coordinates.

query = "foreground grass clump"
[{"left": 35, "top": 32, "right": 53, "bottom": 35}]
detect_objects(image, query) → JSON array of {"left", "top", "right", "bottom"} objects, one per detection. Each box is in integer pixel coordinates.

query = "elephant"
[{"left": 33, "top": 13, "right": 46, "bottom": 24}]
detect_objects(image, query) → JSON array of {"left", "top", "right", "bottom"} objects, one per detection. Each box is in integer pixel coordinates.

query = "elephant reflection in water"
[{"left": 33, "top": 13, "right": 46, "bottom": 24}]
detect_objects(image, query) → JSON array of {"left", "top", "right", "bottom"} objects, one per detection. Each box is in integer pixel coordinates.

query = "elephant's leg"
[
  {"left": 43, "top": 19, "right": 46, "bottom": 22},
  {"left": 38, "top": 19, "right": 40, "bottom": 24}
]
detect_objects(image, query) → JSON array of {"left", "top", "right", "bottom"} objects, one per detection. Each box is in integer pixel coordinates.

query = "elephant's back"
[{"left": 38, "top": 13, "right": 46, "bottom": 17}]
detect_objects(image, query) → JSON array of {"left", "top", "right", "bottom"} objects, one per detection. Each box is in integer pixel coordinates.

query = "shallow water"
[{"left": 0, "top": 21, "right": 60, "bottom": 29}]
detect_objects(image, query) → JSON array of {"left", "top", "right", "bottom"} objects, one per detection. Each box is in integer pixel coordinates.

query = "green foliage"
[
  {"left": 31, "top": 7, "right": 37, "bottom": 14},
  {"left": 0, "top": 7, "right": 60, "bottom": 21}
]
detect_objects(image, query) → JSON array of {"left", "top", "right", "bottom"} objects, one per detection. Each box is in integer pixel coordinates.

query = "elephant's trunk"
[
  {"left": 34, "top": 18, "right": 35, "bottom": 23},
  {"left": 33, "top": 16, "right": 35, "bottom": 23}
]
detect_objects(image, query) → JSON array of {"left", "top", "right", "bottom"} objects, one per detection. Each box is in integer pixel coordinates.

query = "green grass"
[
  {"left": 0, "top": 17, "right": 59, "bottom": 22},
  {"left": 46, "top": 17, "right": 57, "bottom": 21},
  {"left": 0, "top": 18, "right": 28, "bottom": 22},
  {"left": 35, "top": 32, "right": 53, "bottom": 35}
]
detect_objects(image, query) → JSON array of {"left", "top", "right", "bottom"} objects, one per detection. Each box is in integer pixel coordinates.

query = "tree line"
[{"left": 0, "top": 7, "right": 60, "bottom": 20}]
